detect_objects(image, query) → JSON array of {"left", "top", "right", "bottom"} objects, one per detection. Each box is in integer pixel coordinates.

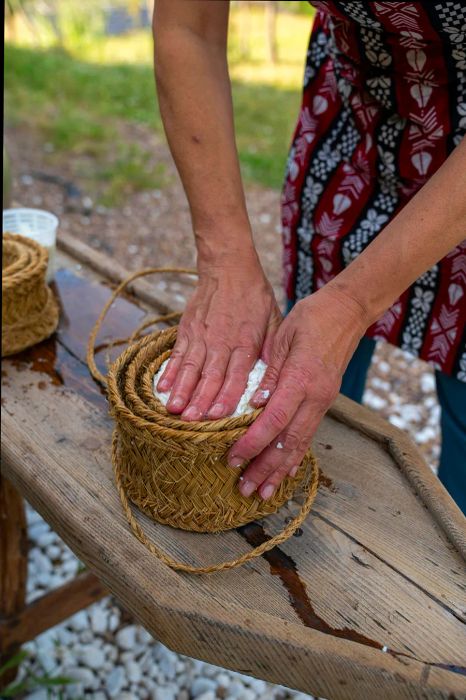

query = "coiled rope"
[
  {"left": 2, "top": 233, "right": 59, "bottom": 357},
  {"left": 87, "top": 267, "right": 319, "bottom": 574}
]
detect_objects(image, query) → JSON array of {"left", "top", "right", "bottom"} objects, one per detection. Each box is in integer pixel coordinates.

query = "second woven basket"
[
  {"left": 2, "top": 232, "right": 59, "bottom": 357},
  {"left": 87, "top": 267, "right": 319, "bottom": 574}
]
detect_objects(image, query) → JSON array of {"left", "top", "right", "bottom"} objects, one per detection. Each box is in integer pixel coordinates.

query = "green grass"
[
  {"left": 5, "top": 7, "right": 313, "bottom": 192},
  {"left": 97, "top": 144, "right": 168, "bottom": 207},
  {"left": 0, "top": 650, "right": 73, "bottom": 698}
]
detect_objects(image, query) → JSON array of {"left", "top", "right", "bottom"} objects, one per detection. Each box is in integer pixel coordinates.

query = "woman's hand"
[
  {"left": 227, "top": 285, "right": 369, "bottom": 500},
  {"left": 156, "top": 254, "right": 282, "bottom": 420}
]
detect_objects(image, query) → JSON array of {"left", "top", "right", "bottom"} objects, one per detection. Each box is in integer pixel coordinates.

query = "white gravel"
[
  {"left": 16, "top": 508, "right": 315, "bottom": 699},
  {"left": 153, "top": 359, "right": 268, "bottom": 417}
]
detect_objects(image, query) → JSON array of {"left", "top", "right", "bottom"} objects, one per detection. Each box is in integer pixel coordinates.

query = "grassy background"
[{"left": 5, "top": 5, "right": 314, "bottom": 199}]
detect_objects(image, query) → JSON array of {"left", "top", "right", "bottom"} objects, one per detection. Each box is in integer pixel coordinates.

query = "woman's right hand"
[{"left": 156, "top": 252, "right": 282, "bottom": 421}]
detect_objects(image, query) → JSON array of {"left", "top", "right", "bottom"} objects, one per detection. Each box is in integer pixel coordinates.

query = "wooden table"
[{"left": 1, "top": 234, "right": 465, "bottom": 700}]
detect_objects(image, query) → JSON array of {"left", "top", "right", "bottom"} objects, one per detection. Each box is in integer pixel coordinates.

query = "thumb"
[
  {"left": 260, "top": 304, "right": 283, "bottom": 364},
  {"left": 250, "top": 327, "right": 290, "bottom": 407}
]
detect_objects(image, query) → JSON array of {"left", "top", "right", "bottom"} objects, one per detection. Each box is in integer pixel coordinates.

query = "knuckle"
[
  {"left": 267, "top": 467, "right": 289, "bottom": 487},
  {"left": 267, "top": 406, "right": 289, "bottom": 431},
  {"left": 170, "top": 347, "right": 185, "bottom": 361},
  {"left": 282, "top": 430, "right": 301, "bottom": 452},
  {"left": 298, "top": 433, "right": 312, "bottom": 452},
  {"left": 181, "top": 357, "right": 202, "bottom": 373},
  {"left": 228, "top": 365, "right": 249, "bottom": 379},
  {"left": 241, "top": 432, "right": 266, "bottom": 457},
  {"left": 313, "top": 377, "right": 338, "bottom": 405},
  {"left": 264, "top": 365, "right": 280, "bottom": 386},
  {"left": 246, "top": 436, "right": 265, "bottom": 456},
  {"left": 201, "top": 365, "right": 224, "bottom": 381},
  {"left": 248, "top": 461, "right": 275, "bottom": 481},
  {"left": 209, "top": 339, "right": 231, "bottom": 358},
  {"left": 271, "top": 330, "right": 290, "bottom": 360},
  {"left": 285, "top": 364, "right": 312, "bottom": 390}
]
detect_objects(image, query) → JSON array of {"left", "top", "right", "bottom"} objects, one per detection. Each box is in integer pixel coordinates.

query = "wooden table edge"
[
  {"left": 2, "top": 413, "right": 465, "bottom": 699},
  {"left": 329, "top": 395, "right": 466, "bottom": 560}
]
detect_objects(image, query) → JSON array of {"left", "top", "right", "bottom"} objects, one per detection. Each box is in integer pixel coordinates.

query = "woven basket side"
[
  {"left": 2, "top": 233, "right": 59, "bottom": 357},
  {"left": 115, "top": 420, "right": 314, "bottom": 533}
]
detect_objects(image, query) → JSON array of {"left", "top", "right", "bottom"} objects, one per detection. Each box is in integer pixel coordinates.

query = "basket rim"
[
  {"left": 106, "top": 326, "right": 266, "bottom": 440},
  {"left": 2, "top": 233, "right": 48, "bottom": 284}
]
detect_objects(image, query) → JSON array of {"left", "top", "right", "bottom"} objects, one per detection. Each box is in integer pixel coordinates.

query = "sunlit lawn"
[{"left": 4, "top": 6, "right": 313, "bottom": 197}]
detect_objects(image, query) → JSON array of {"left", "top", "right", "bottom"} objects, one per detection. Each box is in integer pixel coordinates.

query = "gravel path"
[{"left": 5, "top": 124, "right": 441, "bottom": 699}]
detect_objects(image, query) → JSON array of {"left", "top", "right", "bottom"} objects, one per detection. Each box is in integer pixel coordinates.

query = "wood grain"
[
  {"left": 0, "top": 571, "right": 107, "bottom": 654},
  {"left": 1, "top": 246, "right": 465, "bottom": 699},
  {"left": 3, "top": 408, "right": 466, "bottom": 700},
  {"left": 57, "top": 230, "right": 195, "bottom": 315},
  {"left": 0, "top": 477, "right": 28, "bottom": 687},
  {"left": 329, "top": 395, "right": 466, "bottom": 559}
]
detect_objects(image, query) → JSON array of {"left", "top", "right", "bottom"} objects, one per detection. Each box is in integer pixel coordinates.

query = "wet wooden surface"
[{"left": 2, "top": 246, "right": 466, "bottom": 700}]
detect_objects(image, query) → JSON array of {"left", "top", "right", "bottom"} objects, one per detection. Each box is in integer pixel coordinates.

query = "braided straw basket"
[
  {"left": 87, "top": 268, "right": 319, "bottom": 574},
  {"left": 2, "top": 232, "right": 59, "bottom": 357}
]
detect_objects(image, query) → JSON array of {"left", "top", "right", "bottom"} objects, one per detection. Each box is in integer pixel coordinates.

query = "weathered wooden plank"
[
  {"left": 45, "top": 266, "right": 466, "bottom": 625},
  {"left": 310, "top": 418, "right": 466, "bottom": 620},
  {"left": 0, "top": 477, "right": 28, "bottom": 688},
  {"left": 57, "top": 230, "right": 195, "bottom": 314},
  {"left": 0, "top": 571, "right": 108, "bottom": 654},
  {"left": 2, "top": 249, "right": 465, "bottom": 699},
  {"left": 3, "top": 402, "right": 465, "bottom": 700},
  {"left": 329, "top": 395, "right": 466, "bottom": 559},
  {"left": 2, "top": 345, "right": 465, "bottom": 675}
]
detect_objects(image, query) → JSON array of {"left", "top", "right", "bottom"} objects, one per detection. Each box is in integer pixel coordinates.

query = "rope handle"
[
  {"left": 86, "top": 266, "right": 197, "bottom": 386},
  {"left": 87, "top": 265, "right": 319, "bottom": 574},
  {"left": 112, "top": 429, "right": 319, "bottom": 574}
]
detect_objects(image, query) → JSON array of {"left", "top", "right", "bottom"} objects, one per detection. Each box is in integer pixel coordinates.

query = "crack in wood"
[
  {"left": 239, "top": 520, "right": 466, "bottom": 677},
  {"left": 313, "top": 510, "right": 466, "bottom": 625}
]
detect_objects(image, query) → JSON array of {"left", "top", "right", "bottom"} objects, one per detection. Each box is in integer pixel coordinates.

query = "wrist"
[
  {"left": 313, "top": 281, "right": 371, "bottom": 335},
  {"left": 324, "top": 275, "right": 377, "bottom": 331},
  {"left": 195, "top": 227, "right": 260, "bottom": 277}
]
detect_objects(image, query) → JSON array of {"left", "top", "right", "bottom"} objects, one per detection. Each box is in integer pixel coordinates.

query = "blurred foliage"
[
  {"left": 278, "top": 1, "right": 314, "bottom": 14},
  {"left": 0, "top": 650, "right": 72, "bottom": 698},
  {"left": 4, "top": 2, "right": 314, "bottom": 193}
]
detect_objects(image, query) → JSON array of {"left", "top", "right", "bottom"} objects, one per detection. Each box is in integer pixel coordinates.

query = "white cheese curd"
[{"left": 153, "top": 358, "right": 268, "bottom": 417}]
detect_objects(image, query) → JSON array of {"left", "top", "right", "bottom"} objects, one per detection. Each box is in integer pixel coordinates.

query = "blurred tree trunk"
[
  {"left": 239, "top": 0, "right": 251, "bottom": 60},
  {"left": 4, "top": 6, "right": 20, "bottom": 41},
  {"left": 265, "top": 1, "right": 277, "bottom": 64}
]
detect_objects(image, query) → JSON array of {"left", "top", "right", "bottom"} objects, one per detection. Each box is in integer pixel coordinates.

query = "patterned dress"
[{"left": 282, "top": 1, "right": 466, "bottom": 380}]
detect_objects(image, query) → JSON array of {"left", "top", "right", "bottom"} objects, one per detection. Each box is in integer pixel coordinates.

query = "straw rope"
[
  {"left": 87, "top": 267, "right": 319, "bottom": 574},
  {"left": 2, "top": 232, "right": 59, "bottom": 357}
]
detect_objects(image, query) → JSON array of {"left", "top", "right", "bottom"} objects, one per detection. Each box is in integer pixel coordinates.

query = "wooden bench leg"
[
  {"left": 0, "top": 476, "right": 108, "bottom": 691},
  {"left": 0, "top": 474, "right": 28, "bottom": 690}
]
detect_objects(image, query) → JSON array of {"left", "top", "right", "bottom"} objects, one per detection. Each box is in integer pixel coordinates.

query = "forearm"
[
  {"left": 153, "top": 0, "right": 257, "bottom": 270},
  {"left": 329, "top": 137, "right": 466, "bottom": 327}
]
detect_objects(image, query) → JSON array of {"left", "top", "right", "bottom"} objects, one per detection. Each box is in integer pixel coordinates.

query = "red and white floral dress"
[{"left": 282, "top": 1, "right": 466, "bottom": 380}]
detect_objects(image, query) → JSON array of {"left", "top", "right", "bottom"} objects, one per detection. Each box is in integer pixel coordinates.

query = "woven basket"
[
  {"left": 2, "top": 232, "right": 59, "bottom": 357},
  {"left": 87, "top": 267, "right": 319, "bottom": 574}
]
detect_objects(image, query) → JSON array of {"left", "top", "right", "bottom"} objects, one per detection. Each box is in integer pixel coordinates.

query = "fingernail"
[
  {"left": 289, "top": 464, "right": 299, "bottom": 477},
  {"left": 208, "top": 403, "right": 225, "bottom": 419},
  {"left": 157, "top": 379, "right": 169, "bottom": 391},
  {"left": 182, "top": 406, "right": 201, "bottom": 421},
  {"left": 252, "top": 388, "right": 270, "bottom": 404},
  {"left": 228, "top": 454, "right": 244, "bottom": 468},
  {"left": 240, "top": 480, "right": 256, "bottom": 497},
  {"left": 261, "top": 484, "right": 275, "bottom": 500},
  {"left": 168, "top": 396, "right": 184, "bottom": 410}
]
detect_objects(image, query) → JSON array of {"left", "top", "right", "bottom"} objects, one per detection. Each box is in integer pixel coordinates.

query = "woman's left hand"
[{"left": 227, "top": 284, "right": 370, "bottom": 500}]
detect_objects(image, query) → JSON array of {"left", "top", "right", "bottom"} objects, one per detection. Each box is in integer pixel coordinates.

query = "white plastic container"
[{"left": 3, "top": 208, "right": 59, "bottom": 282}]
